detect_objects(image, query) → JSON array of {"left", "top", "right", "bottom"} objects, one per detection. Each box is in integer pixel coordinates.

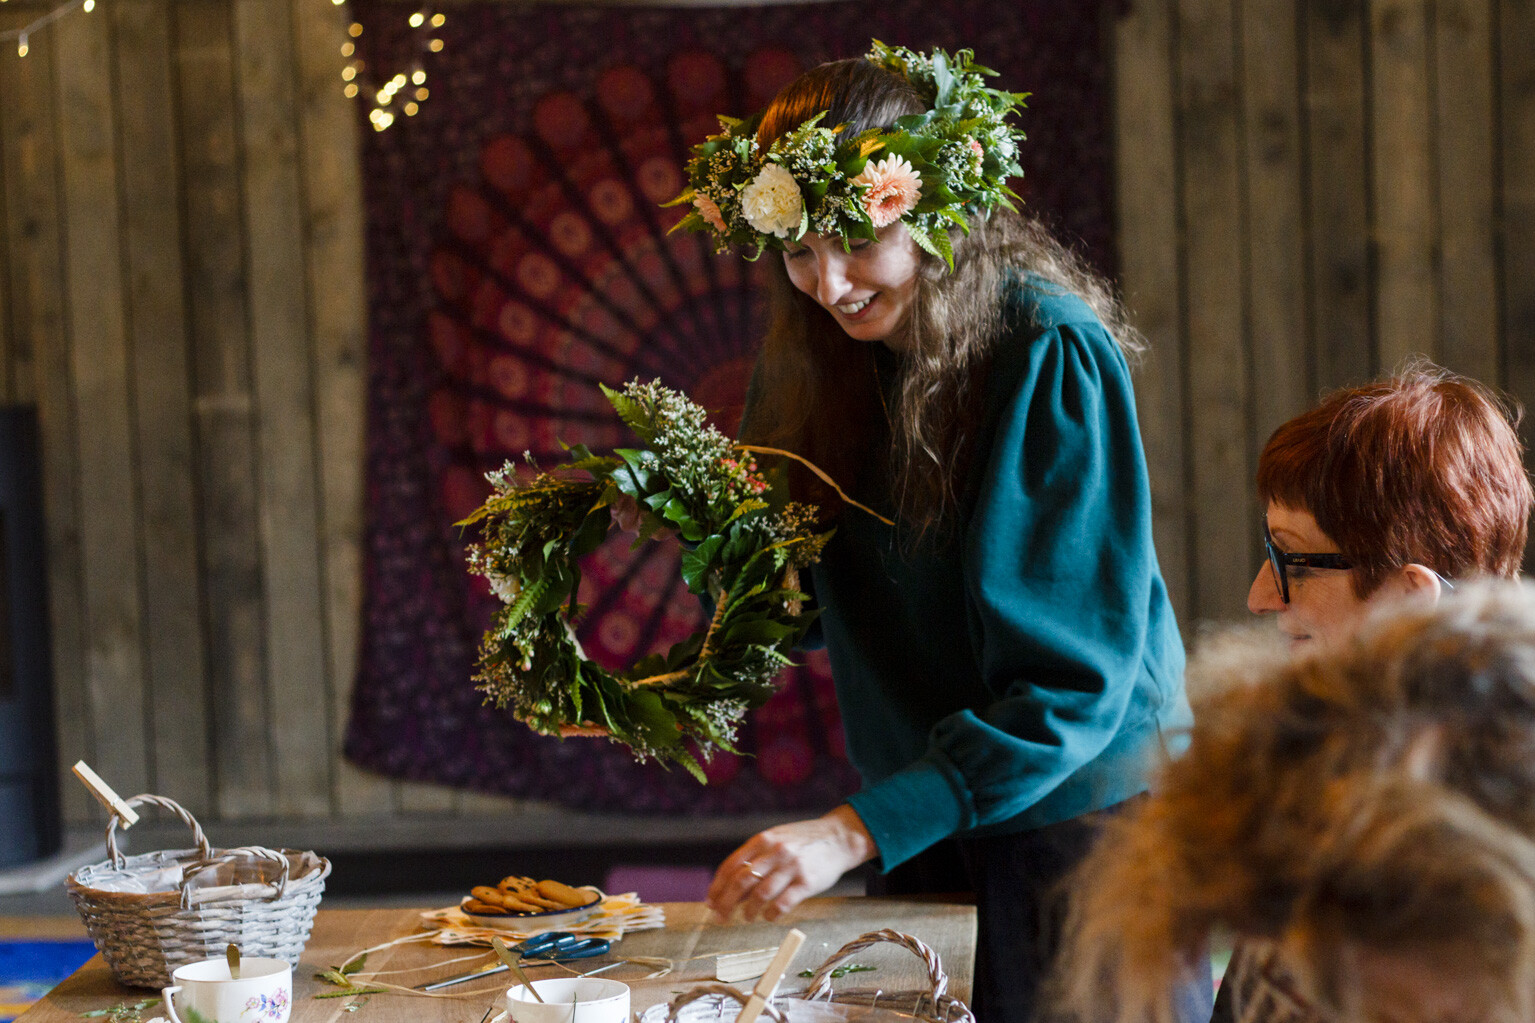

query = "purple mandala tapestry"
[{"left": 344, "top": 0, "right": 1118, "bottom": 814}]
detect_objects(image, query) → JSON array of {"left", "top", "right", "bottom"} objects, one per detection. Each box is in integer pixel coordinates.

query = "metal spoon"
[
  {"left": 492, "top": 937, "right": 544, "bottom": 1004},
  {"left": 226, "top": 942, "right": 241, "bottom": 980}
]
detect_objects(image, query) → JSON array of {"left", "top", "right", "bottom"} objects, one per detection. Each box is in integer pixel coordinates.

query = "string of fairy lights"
[
  {"left": 333, "top": 0, "right": 444, "bottom": 131},
  {"left": 0, "top": 0, "right": 98, "bottom": 58},
  {"left": 0, "top": 0, "right": 442, "bottom": 131}
]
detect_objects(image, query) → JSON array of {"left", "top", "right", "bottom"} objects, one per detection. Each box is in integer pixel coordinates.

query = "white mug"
[
  {"left": 161, "top": 956, "right": 293, "bottom": 1023},
  {"left": 506, "top": 977, "right": 630, "bottom": 1023}
]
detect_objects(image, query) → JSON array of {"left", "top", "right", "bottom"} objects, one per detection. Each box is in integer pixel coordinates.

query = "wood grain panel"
[
  {"left": 1177, "top": 0, "right": 1252, "bottom": 623},
  {"left": 396, "top": 781, "right": 462, "bottom": 814},
  {"left": 1369, "top": 0, "right": 1439, "bottom": 369},
  {"left": 0, "top": 28, "right": 13, "bottom": 406},
  {"left": 1304, "top": 0, "right": 1374, "bottom": 390},
  {"left": 1433, "top": 0, "right": 1499, "bottom": 384},
  {"left": 112, "top": 0, "right": 211, "bottom": 814},
  {"left": 1502, "top": 0, "right": 1535, "bottom": 448},
  {"left": 233, "top": 0, "right": 333, "bottom": 818},
  {"left": 291, "top": 0, "right": 393, "bottom": 815},
  {"left": 175, "top": 0, "right": 274, "bottom": 818},
  {"left": 1241, "top": 5, "right": 1311, "bottom": 458},
  {"left": 1113, "top": 0, "right": 1191, "bottom": 622},
  {"left": 55, "top": 9, "right": 150, "bottom": 796},
  {"left": 0, "top": 30, "right": 92, "bottom": 823}
]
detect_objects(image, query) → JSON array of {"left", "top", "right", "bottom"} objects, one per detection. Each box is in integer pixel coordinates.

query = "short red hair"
[{"left": 1257, "top": 364, "right": 1533, "bottom": 596}]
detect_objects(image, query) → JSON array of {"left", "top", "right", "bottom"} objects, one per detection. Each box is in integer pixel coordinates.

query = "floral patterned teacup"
[{"left": 161, "top": 956, "right": 292, "bottom": 1023}]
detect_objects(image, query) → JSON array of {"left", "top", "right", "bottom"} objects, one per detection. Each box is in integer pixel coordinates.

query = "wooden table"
[{"left": 20, "top": 898, "right": 976, "bottom": 1022}]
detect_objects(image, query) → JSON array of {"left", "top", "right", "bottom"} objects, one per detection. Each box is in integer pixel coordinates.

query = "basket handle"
[
  {"left": 801, "top": 929, "right": 950, "bottom": 1004},
  {"left": 178, "top": 846, "right": 293, "bottom": 906},
  {"left": 663, "top": 983, "right": 788, "bottom": 1023},
  {"left": 106, "top": 794, "right": 213, "bottom": 868}
]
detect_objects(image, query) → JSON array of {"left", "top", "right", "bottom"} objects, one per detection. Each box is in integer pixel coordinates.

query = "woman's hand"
[{"left": 706, "top": 804, "right": 877, "bottom": 922}]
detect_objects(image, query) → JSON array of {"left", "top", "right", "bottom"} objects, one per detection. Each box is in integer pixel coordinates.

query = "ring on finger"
[{"left": 743, "top": 862, "right": 766, "bottom": 880}]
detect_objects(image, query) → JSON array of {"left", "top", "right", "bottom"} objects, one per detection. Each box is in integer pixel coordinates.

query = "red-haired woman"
[
  {"left": 1248, "top": 363, "right": 1530, "bottom": 649},
  {"left": 1055, "top": 362, "right": 1534, "bottom": 1023}
]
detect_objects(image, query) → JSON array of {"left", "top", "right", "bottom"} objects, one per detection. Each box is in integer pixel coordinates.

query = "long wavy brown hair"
[
  {"left": 1054, "top": 582, "right": 1535, "bottom": 1023},
  {"left": 737, "top": 57, "right": 1143, "bottom": 537}
]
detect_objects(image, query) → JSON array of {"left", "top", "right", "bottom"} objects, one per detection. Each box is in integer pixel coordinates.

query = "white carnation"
[{"left": 740, "top": 163, "right": 803, "bottom": 238}]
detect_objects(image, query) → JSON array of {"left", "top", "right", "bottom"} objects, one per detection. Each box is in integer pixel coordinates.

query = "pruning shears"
[{"left": 416, "top": 932, "right": 612, "bottom": 991}]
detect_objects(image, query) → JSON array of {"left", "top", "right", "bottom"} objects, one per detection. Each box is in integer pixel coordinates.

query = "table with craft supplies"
[{"left": 19, "top": 898, "right": 976, "bottom": 1022}]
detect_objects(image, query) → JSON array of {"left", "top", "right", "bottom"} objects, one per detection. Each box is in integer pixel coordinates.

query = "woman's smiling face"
[{"left": 781, "top": 224, "right": 923, "bottom": 350}]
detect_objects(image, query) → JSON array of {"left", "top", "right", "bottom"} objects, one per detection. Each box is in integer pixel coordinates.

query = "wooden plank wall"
[
  {"left": 1115, "top": 0, "right": 1535, "bottom": 628},
  {"left": 0, "top": 0, "right": 1530, "bottom": 842},
  {"left": 0, "top": 0, "right": 402, "bottom": 832}
]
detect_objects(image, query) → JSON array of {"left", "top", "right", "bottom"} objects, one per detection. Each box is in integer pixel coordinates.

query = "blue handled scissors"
[
  {"left": 513, "top": 932, "right": 610, "bottom": 961},
  {"left": 416, "top": 932, "right": 612, "bottom": 991}
]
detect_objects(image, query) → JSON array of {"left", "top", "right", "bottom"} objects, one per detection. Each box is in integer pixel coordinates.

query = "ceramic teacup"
[
  {"left": 161, "top": 956, "right": 292, "bottom": 1023},
  {"left": 506, "top": 977, "right": 630, "bottom": 1023}
]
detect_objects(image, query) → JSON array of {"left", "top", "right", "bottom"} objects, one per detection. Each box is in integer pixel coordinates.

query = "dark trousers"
[{"left": 870, "top": 803, "right": 1214, "bottom": 1023}]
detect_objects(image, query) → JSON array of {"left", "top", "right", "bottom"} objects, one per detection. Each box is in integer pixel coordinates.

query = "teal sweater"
[{"left": 813, "top": 280, "right": 1191, "bottom": 870}]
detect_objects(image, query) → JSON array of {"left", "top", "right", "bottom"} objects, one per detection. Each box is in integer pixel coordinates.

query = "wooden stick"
[
  {"left": 71, "top": 761, "right": 139, "bottom": 827},
  {"left": 734, "top": 928, "right": 805, "bottom": 1023}
]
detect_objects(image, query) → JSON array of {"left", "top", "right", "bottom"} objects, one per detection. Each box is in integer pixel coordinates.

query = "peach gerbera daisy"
[{"left": 851, "top": 154, "right": 922, "bottom": 228}]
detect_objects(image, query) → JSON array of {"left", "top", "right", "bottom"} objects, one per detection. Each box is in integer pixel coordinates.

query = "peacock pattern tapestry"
[{"left": 344, "top": 0, "right": 1119, "bottom": 813}]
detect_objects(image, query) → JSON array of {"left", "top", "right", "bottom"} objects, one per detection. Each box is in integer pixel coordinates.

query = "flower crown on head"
[{"left": 664, "top": 41, "right": 1029, "bottom": 270}]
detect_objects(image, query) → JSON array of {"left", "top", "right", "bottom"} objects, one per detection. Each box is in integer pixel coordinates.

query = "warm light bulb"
[
  {"left": 344, "top": 83, "right": 358, "bottom": 98},
  {"left": 408, "top": 11, "right": 424, "bottom": 27},
  {"left": 332, "top": 0, "right": 344, "bottom": 5},
  {"left": 341, "top": 65, "right": 356, "bottom": 81},
  {"left": 404, "top": 101, "right": 419, "bottom": 116},
  {"left": 17, "top": 38, "right": 28, "bottom": 57},
  {"left": 412, "top": 70, "right": 426, "bottom": 85},
  {"left": 415, "top": 87, "right": 429, "bottom": 101},
  {"left": 430, "top": 12, "right": 445, "bottom": 26},
  {"left": 392, "top": 72, "right": 406, "bottom": 86},
  {"left": 83, "top": 0, "right": 94, "bottom": 11},
  {"left": 376, "top": 89, "right": 390, "bottom": 104},
  {"left": 428, "top": 38, "right": 443, "bottom": 52},
  {"left": 341, "top": 41, "right": 354, "bottom": 56},
  {"left": 348, "top": 22, "right": 363, "bottom": 37}
]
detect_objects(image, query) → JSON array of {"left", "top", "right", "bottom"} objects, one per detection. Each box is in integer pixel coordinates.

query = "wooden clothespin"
[
  {"left": 72, "top": 760, "right": 139, "bottom": 828},
  {"left": 734, "top": 928, "right": 805, "bottom": 1023}
]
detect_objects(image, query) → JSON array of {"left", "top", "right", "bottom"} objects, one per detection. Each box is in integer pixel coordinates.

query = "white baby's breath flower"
[{"left": 740, "top": 163, "right": 803, "bottom": 238}]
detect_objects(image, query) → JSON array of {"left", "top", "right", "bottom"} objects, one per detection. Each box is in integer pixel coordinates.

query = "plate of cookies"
[{"left": 461, "top": 876, "right": 605, "bottom": 929}]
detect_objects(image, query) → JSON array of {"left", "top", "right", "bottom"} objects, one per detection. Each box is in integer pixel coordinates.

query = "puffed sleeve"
[{"left": 846, "top": 318, "right": 1166, "bottom": 868}]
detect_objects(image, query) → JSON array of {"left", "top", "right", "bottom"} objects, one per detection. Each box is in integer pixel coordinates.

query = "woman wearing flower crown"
[{"left": 670, "top": 43, "right": 1206, "bottom": 1023}]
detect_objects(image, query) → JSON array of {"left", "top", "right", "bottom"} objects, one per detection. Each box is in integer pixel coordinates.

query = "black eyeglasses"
[{"left": 1262, "top": 519, "right": 1353, "bottom": 604}]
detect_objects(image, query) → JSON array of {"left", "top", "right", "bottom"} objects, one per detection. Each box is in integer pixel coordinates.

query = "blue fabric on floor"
[{"left": 0, "top": 939, "right": 97, "bottom": 1022}]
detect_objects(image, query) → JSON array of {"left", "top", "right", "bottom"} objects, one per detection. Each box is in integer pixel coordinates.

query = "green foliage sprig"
[
  {"left": 80, "top": 1000, "right": 160, "bottom": 1022},
  {"left": 461, "top": 379, "right": 830, "bottom": 781},
  {"left": 315, "top": 953, "right": 385, "bottom": 999}
]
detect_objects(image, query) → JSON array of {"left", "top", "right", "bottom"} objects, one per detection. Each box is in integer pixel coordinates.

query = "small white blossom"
[{"left": 488, "top": 571, "right": 522, "bottom": 604}]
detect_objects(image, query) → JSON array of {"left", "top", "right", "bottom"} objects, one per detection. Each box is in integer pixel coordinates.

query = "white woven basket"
[
  {"left": 640, "top": 930, "right": 976, "bottom": 1023},
  {"left": 66, "top": 794, "right": 330, "bottom": 988}
]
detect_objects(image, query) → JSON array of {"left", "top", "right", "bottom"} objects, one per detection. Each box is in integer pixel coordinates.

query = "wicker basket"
[
  {"left": 66, "top": 794, "right": 331, "bottom": 988},
  {"left": 640, "top": 930, "right": 976, "bottom": 1023}
]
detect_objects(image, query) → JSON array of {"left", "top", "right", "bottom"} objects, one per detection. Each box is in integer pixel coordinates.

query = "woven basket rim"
[{"left": 68, "top": 846, "right": 330, "bottom": 906}]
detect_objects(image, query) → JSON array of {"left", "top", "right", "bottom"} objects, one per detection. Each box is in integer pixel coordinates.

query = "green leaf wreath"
[{"left": 460, "top": 379, "right": 832, "bottom": 781}]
